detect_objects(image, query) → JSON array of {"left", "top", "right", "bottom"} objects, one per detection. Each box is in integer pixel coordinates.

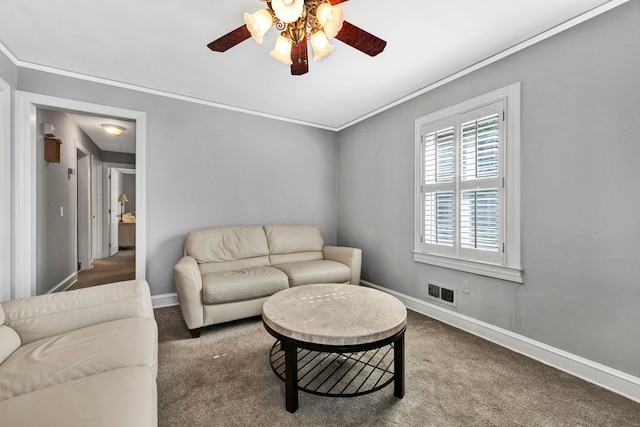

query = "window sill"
[{"left": 413, "top": 251, "right": 523, "bottom": 283}]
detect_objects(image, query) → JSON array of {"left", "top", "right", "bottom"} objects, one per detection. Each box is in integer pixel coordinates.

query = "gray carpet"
[{"left": 155, "top": 306, "right": 640, "bottom": 426}]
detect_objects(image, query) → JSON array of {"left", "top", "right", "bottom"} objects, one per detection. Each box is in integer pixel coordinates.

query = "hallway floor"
[{"left": 67, "top": 248, "right": 135, "bottom": 291}]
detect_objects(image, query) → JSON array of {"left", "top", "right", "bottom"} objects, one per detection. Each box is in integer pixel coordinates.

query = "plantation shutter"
[
  {"left": 421, "top": 101, "right": 504, "bottom": 264},
  {"left": 421, "top": 118, "right": 456, "bottom": 257}
]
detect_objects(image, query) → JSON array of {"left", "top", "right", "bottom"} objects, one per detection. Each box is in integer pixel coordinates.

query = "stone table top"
[{"left": 262, "top": 283, "right": 407, "bottom": 346}]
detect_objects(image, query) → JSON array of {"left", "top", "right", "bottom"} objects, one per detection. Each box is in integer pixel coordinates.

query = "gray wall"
[
  {"left": 0, "top": 49, "right": 16, "bottom": 87},
  {"left": 18, "top": 70, "right": 339, "bottom": 296},
  {"left": 103, "top": 151, "right": 135, "bottom": 165},
  {"left": 35, "top": 109, "right": 103, "bottom": 294},
  {"left": 337, "top": 1, "right": 640, "bottom": 377}
]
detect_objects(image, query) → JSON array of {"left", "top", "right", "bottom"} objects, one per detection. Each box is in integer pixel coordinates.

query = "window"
[{"left": 414, "top": 83, "right": 522, "bottom": 283}]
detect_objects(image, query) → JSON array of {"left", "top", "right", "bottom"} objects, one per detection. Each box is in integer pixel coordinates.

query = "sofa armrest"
[
  {"left": 323, "top": 246, "right": 362, "bottom": 285},
  {"left": 1, "top": 280, "right": 153, "bottom": 345},
  {"left": 173, "top": 256, "right": 204, "bottom": 330}
]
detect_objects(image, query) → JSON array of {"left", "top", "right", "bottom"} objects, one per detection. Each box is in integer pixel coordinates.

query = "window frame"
[{"left": 413, "top": 83, "right": 523, "bottom": 283}]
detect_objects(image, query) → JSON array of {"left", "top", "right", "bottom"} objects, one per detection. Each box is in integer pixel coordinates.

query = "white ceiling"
[
  {"left": 66, "top": 113, "right": 136, "bottom": 154},
  {"left": 0, "top": 0, "right": 620, "bottom": 130}
]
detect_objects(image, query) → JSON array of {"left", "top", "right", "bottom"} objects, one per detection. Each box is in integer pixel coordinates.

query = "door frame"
[
  {"left": 76, "top": 143, "right": 91, "bottom": 271},
  {"left": 91, "top": 155, "right": 103, "bottom": 261},
  {"left": 14, "top": 91, "right": 147, "bottom": 298},
  {"left": 0, "top": 77, "right": 10, "bottom": 302},
  {"left": 109, "top": 167, "right": 122, "bottom": 256}
]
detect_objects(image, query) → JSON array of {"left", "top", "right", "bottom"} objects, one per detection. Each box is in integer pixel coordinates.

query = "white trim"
[
  {"left": 0, "top": 42, "right": 19, "bottom": 65},
  {"left": 414, "top": 83, "right": 522, "bottom": 282},
  {"left": 13, "top": 91, "right": 147, "bottom": 299},
  {"left": 13, "top": 61, "right": 335, "bottom": 132},
  {"left": 0, "top": 76, "right": 10, "bottom": 301},
  {"left": 362, "top": 280, "right": 640, "bottom": 403},
  {"left": 152, "top": 293, "right": 179, "bottom": 309},
  {"left": 13, "top": 92, "right": 36, "bottom": 298},
  {"left": 412, "top": 252, "right": 523, "bottom": 283},
  {"left": 75, "top": 143, "right": 91, "bottom": 274},
  {"left": 45, "top": 271, "right": 77, "bottom": 294},
  {"left": 0, "top": 1, "right": 629, "bottom": 132}
]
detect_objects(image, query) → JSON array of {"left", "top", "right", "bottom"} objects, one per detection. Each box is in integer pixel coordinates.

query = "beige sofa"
[
  {"left": 0, "top": 280, "right": 158, "bottom": 427},
  {"left": 174, "top": 224, "right": 362, "bottom": 337}
]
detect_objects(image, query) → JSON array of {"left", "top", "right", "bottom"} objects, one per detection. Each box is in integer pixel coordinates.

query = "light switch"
[
  {"left": 60, "top": 207, "right": 64, "bottom": 217},
  {"left": 461, "top": 280, "right": 470, "bottom": 294}
]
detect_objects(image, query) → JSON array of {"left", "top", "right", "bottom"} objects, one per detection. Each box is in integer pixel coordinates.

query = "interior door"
[{"left": 109, "top": 168, "right": 120, "bottom": 256}]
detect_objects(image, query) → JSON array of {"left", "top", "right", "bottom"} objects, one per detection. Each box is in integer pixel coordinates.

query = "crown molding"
[
  {"left": 0, "top": 41, "right": 336, "bottom": 132},
  {"left": 0, "top": 0, "right": 629, "bottom": 133},
  {"left": 336, "top": 0, "right": 630, "bottom": 130}
]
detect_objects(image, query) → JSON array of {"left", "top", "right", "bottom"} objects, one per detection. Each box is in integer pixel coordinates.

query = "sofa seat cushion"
[
  {"left": 202, "top": 267, "right": 289, "bottom": 305},
  {"left": 272, "top": 260, "right": 351, "bottom": 287},
  {"left": 0, "top": 366, "right": 156, "bottom": 427},
  {"left": 0, "top": 317, "right": 157, "bottom": 401}
]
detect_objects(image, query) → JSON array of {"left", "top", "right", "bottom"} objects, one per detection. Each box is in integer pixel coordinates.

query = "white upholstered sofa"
[
  {"left": 0, "top": 280, "right": 158, "bottom": 427},
  {"left": 173, "top": 224, "right": 362, "bottom": 337}
]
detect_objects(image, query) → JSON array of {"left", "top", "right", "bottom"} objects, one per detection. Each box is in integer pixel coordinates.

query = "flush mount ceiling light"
[
  {"left": 207, "top": 0, "right": 386, "bottom": 76},
  {"left": 101, "top": 124, "right": 125, "bottom": 136}
]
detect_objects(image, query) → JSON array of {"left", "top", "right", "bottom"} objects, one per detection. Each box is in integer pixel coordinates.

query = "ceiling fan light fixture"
[
  {"left": 270, "top": 34, "right": 293, "bottom": 65},
  {"left": 243, "top": 9, "right": 273, "bottom": 44},
  {"left": 310, "top": 30, "right": 333, "bottom": 61},
  {"left": 271, "top": 0, "right": 304, "bottom": 23},
  {"left": 207, "top": 0, "right": 387, "bottom": 76},
  {"left": 316, "top": 4, "right": 344, "bottom": 39},
  {"left": 101, "top": 124, "right": 125, "bottom": 136}
]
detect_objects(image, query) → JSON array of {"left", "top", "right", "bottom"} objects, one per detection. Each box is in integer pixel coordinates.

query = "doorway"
[
  {"left": 13, "top": 91, "right": 146, "bottom": 299},
  {"left": 67, "top": 165, "right": 136, "bottom": 291}
]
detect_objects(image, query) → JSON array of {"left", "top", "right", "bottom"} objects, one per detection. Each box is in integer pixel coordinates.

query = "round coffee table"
[{"left": 262, "top": 283, "right": 407, "bottom": 413}]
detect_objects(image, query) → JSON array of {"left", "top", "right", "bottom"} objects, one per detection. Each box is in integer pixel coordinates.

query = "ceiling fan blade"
[
  {"left": 329, "top": 0, "right": 349, "bottom": 4},
  {"left": 290, "top": 38, "right": 309, "bottom": 76},
  {"left": 207, "top": 25, "right": 251, "bottom": 52},
  {"left": 335, "top": 21, "right": 386, "bottom": 57}
]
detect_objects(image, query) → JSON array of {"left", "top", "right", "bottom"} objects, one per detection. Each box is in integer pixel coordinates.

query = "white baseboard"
[
  {"left": 152, "top": 292, "right": 178, "bottom": 308},
  {"left": 362, "top": 280, "right": 640, "bottom": 403},
  {"left": 47, "top": 272, "right": 77, "bottom": 294}
]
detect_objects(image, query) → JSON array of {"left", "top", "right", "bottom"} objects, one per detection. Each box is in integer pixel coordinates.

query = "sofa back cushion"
[
  {"left": 185, "top": 226, "right": 270, "bottom": 264},
  {"left": 265, "top": 224, "right": 325, "bottom": 265},
  {"left": 2, "top": 280, "right": 153, "bottom": 345},
  {"left": 0, "top": 305, "right": 21, "bottom": 364}
]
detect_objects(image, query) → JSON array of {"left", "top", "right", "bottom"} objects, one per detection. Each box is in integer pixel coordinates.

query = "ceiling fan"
[{"left": 207, "top": 0, "right": 386, "bottom": 76}]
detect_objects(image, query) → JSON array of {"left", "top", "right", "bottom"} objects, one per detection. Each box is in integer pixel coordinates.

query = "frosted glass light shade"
[
  {"left": 101, "top": 124, "right": 125, "bottom": 136},
  {"left": 271, "top": 0, "right": 304, "bottom": 23},
  {"left": 244, "top": 9, "right": 273, "bottom": 44},
  {"left": 316, "top": 4, "right": 344, "bottom": 39},
  {"left": 310, "top": 31, "right": 333, "bottom": 61},
  {"left": 270, "top": 35, "right": 293, "bottom": 65}
]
